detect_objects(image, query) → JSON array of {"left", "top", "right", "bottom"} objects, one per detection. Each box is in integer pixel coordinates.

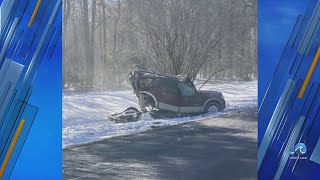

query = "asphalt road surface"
[{"left": 63, "top": 109, "right": 257, "bottom": 180}]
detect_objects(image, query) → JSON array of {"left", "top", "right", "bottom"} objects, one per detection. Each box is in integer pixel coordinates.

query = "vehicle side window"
[
  {"left": 162, "top": 79, "right": 179, "bottom": 96},
  {"left": 179, "top": 82, "right": 196, "bottom": 96}
]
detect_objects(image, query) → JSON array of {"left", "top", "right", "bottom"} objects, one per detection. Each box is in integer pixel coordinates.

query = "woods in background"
[{"left": 63, "top": 0, "right": 257, "bottom": 90}]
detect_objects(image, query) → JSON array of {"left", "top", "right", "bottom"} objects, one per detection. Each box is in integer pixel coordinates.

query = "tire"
[{"left": 205, "top": 102, "right": 220, "bottom": 114}]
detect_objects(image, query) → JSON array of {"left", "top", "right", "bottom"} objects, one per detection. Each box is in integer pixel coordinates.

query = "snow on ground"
[{"left": 63, "top": 81, "right": 257, "bottom": 148}]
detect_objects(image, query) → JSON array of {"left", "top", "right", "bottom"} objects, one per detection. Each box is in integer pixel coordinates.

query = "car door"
[
  {"left": 158, "top": 78, "right": 180, "bottom": 112},
  {"left": 178, "top": 82, "right": 203, "bottom": 113}
]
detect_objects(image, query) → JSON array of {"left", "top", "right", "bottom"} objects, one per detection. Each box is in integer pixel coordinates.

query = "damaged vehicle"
[{"left": 129, "top": 69, "right": 226, "bottom": 114}]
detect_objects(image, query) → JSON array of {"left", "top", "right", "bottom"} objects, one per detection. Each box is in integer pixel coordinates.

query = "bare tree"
[
  {"left": 63, "top": 0, "right": 257, "bottom": 91},
  {"left": 131, "top": 0, "right": 223, "bottom": 80}
]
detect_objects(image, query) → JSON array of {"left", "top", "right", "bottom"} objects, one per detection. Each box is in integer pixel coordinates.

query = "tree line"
[{"left": 63, "top": 0, "right": 257, "bottom": 90}]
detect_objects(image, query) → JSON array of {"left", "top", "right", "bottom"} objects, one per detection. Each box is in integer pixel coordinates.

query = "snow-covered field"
[{"left": 63, "top": 81, "right": 257, "bottom": 148}]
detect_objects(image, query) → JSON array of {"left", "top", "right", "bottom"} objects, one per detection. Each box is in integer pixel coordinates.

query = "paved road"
[{"left": 63, "top": 109, "right": 257, "bottom": 180}]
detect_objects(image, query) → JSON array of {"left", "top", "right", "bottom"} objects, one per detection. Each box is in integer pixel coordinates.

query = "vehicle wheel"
[{"left": 205, "top": 102, "right": 220, "bottom": 114}]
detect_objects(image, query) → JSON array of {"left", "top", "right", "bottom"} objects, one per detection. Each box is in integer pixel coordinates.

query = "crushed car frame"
[{"left": 129, "top": 69, "right": 226, "bottom": 114}]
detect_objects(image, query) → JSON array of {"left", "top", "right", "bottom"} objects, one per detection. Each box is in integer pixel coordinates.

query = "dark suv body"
[{"left": 129, "top": 69, "right": 226, "bottom": 114}]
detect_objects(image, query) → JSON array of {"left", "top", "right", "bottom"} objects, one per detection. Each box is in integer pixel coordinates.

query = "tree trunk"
[
  {"left": 82, "top": 0, "right": 91, "bottom": 88},
  {"left": 91, "top": 0, "right": 97, "bottom": 85},
  {"left": 101, "top": 0, "right": 108, "bottom": 88}
]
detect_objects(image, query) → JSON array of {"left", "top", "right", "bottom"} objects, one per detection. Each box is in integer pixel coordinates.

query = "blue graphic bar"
[
  {"left": 298, "top": 0, "right": 320, "bottom": 55},
  {"left": 0, "top": 0, "right": 62, "bottom": 178},
  {"left": 0, "top": 18, "right": 19, "bottom": 62},
  {"left": 311, "top": 137, "right": 320, "bottom": 164},
  {"left": 258, "top": 79, "right": 295, "bottom": 168},
  {"left": 0, "top": 102, "right": 38, "bottom": 179},
  {"left": 0, "top": 0, "right": 15, "bottom": 33},
  {"left": 274, "top": 116, "right": 306, "bottom": 180},
  {"left": 0, "top": 59, "right": 23, "bottom": 127}
]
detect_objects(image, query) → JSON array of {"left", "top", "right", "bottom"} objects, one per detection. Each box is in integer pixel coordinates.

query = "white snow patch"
[{"left": 63, "top": 81, "right": 257, "bottom": 148}]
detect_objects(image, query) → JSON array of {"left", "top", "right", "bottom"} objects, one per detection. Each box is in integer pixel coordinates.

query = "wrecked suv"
[{"left": 129, "top": 69, "right": 226, "bottom": 114}]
